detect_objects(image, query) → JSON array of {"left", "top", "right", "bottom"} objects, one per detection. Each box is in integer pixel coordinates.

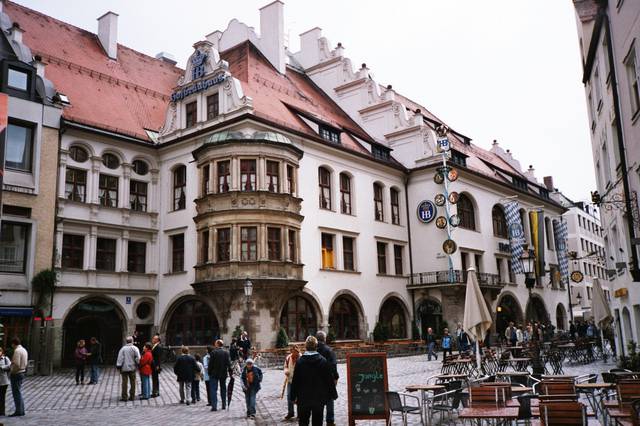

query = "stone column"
[
  {"left": 90, "top": 156, "right": 102, "bottom": 204},
  {"left": 57, "top": 154, "right": 67, "bottom": 198},
  {"left": 149, "top": 169, "right": 159, "bottom": 213},
  {"left": 121, "top": 163, "right": 131, "bottom": 209},
  {"left": 86, "top": 225, "right": 97, "bottom": 270}
]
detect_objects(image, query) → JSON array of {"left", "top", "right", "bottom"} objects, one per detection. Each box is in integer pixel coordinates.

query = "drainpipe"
[{"left": 403, "top": 175, "right": 416, "bottom": 333}]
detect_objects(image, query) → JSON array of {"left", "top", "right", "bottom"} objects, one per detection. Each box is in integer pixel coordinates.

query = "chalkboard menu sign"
[{"left": 347, "top": 352, "right": 388, "bottom": 425}]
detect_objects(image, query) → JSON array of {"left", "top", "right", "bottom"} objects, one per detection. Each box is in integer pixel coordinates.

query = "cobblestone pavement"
[{"left": 1, "top": 355, "right": 617, "bottom": 425}]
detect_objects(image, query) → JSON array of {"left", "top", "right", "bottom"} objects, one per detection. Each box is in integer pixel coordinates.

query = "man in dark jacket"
[
  {"left": 291, "top": 336, "right": 337, "bottom": 426},
  {"left": 151, "top": 334, "right": 163, "bottom": 397},
  {"left": 316, "top": 331, "right": 338, "bottom": 426},
  {"left": 208, "top": 339, "right": 231, "bottom": 411},
  {"left": 425, "top": 327, "right": 438, "bottom": 360},
  {"left": 88, "top": 337, "right": 102, "bottom": 384},
  {"left": 174, "top": 346, "right": 198, "bottom": 405},
  {"left": 238, "top": 332, "right": 251, "bottom": 360}
]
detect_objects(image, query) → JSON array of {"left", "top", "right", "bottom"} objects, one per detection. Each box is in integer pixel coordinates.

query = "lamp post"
[
  {"left": 576, "top": 292, "right": 582, "bottom": 310},
  {"left": 243, "top": 277, "right": 253, "bottom": 340},
  {"left": 521, "top": 247, "right": 536, "bottom": 292},
  {"left": 520, "top": 247, "right": 544, "bottom": 375}
]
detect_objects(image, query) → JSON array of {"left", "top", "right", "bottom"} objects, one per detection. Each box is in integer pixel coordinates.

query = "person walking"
[
  {"left": 88, "top": 337, "right": 102, "bottom": 384},
  {"left": 241, "top": 358, "right": 262, "bottom": 420},
  {"left": 209, "top": 339, "right": 231, "bottom": 411},
  {"left": 203, "top": 345, "right": 213, "bottom": 406},
  {"left": 139, "top": 343, "right": 153, "bottom": 400},
  {"left": 74, "top": 339, "right": 89, "bottom": 385},
  {"left": 0, "top": 347, "right": 11, "bottom": 416},
  {"left": 316, "top": 331, "right": 338, "bottom": 426},
  {"left": 239, "top": 332, "right": 251, "bottom": 361},
  {"left": 192, "top": 353, "right": 204, "bottom": 403},
  {"left": 150, "top": 334, "right": 162, "bottom": 398},
  {"left": 291, "top": 336, "right": 337, "bottom": 426},
  {"left": 230, "top": 338, "right": 239, "bottom": 362},
  {"left": 505, "top": 322, "right": 517, "bottom": 347},
  {"left": 283, "top": 345, "right": 300, "bottom": 421},
  {"left": 116, "top": 336, "right": 141, "bottom": 402},
  {"left": 441, "top": 328, "right": 453, "bottom": 359},
  {"left": 9, "top": 337, "right": 28, "bottom": 417},
  {"left": 425, "top": 328, "right": 438, "bottom": 361},
  {"left": 516, "top": 325, "right": 524, "bottom": 346},
  {"left": 455, "top": 323, "right": 470, "bottom": 353},
  {"left": 174, "top": 346, "right": 197, "bottom": 405}
]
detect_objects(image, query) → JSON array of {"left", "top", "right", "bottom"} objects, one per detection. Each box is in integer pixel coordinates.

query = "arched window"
[
  {"left": 390, "top": 188, "right": 400, "bottom": 225},
  {"left": 102, "top": 153, "right": 120, "bottom": 169},
  {"left": 329, "top": 296, "right": 360, "bottom": 340},
  {"left": 457, "top": 194, "right": 475, "bottom": 230},
  {"left": 379, "top": 298, "right": 407, "bottom": 339},
  {"left": 555, "top": 304, "right": 567, "bottom": 330},
  {"left": 492, "top": 205, "right": 508, "bottom": 238},
  {"left": 339, "top": 173, "right": 351, "bottom": 214},
  {"left": 373, "top": 183, "right": 384, "bottom": 221},
  {"left": 69, "top": 146, "right": 88, "bottom": 163},
  {"left": 166, "top": 300, "right": 219, "bottom": 346},
  {"left": 173, "top": 165, "right": 186, "bottom": 210},
  {"left": 319, "top": 167, "right": 332, "bottom": 210},
  {"left": 279, "top": 296, "right": 318, "bottom": 342}
]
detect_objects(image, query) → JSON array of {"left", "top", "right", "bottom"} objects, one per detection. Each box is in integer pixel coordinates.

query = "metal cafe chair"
[{"left": 385, "top": 391, "right": 424, "bottom": 426}]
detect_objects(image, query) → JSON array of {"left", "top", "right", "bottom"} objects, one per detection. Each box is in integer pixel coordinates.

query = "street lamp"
[
  {"left": 521, "top": 247, "right": 536, "bottom": 290},
  {"left": 243, "top": 277, "right": 253, "bottom": 340},
  {"left": 576, "top": 292, "right": 582, "bottom": 308}
]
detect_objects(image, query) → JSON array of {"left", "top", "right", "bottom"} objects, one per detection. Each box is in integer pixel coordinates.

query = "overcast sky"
[{"left": 15, "top": 0, "right": 593, "bottom": 201}]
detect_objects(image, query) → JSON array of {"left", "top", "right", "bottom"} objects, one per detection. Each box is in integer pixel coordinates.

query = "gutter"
[{"left": 403, "top": 175, "right": 416, "bottom": 327}]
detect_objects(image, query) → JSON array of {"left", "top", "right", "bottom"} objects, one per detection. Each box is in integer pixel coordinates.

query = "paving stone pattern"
[{"left": 2, "top": 355, "right": 616, "bottom": 425}]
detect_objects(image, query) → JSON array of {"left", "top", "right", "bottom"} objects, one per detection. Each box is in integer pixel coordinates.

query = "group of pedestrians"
[
  {"left": 0, "top": 338, "right": 29, "bottom": 417},
  {"left": 425, "top": 323, "right": 472, "bottom": 361},
  {"left": 73, "top": 337, "right": 102, "bottom": 385}
]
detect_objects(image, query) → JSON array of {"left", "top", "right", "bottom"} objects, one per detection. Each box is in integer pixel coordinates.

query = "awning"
[{"left": 0, "top": 307, "right": 33, "bottom": 317}]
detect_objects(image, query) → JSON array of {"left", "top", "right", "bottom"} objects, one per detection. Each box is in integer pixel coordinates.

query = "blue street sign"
[
  {"left": 126, "top": 296, "right": 132, "bottom": 305},
  {"left": 417, "top": 200, "right": 437, "bottom": 223}
]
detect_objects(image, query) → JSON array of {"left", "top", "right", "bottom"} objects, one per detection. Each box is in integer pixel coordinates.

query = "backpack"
[{"left": 442, "top": 335, "right": 451, "bottom": 349}]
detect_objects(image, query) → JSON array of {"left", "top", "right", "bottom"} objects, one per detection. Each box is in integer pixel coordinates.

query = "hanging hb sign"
[
  {"left": 437, "top": 136, "right": 450, "bottom": 152},
  {"left": 417, "top": 200, "right": 437, "bottom": 223}
]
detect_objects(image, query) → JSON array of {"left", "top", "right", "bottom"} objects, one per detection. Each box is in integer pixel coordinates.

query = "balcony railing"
[{"left": 408, "top": 269, "right": 505, "bottom": 289}]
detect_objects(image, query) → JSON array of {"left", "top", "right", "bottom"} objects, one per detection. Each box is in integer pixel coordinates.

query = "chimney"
[
  {"left": 155, "top": 52, "right": 177, "bottom": 66},
  {"left": 525, "top": 165, "right": 536, "bottom": 182},
  {"left": 259, "top": 1, "right": 285, "bottom": 74},
  {"left": 9, "top": 22, "right": 23, "bottom": 44},
  {"left": 205, "top": 30, "right": 223, "bottom": 51},
  {"left": 297, "top": 27, "right": 322, "bottom": 68},
  {"left": 543, "top": 176, "right": 554, "bottom": 192},
  {"left": 32, "top": 55, "right": 46, "bottom": 78},
  {"left": 97, "top": 11, "right": 118, "bottom": 60}
]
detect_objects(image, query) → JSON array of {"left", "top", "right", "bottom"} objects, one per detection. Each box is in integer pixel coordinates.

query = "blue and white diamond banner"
[
  {"left": 553, "top": 219, "right": 570, "bottom": 287},
  {"left": 503, "top": 201, "right": 525, "bottom": 274}
]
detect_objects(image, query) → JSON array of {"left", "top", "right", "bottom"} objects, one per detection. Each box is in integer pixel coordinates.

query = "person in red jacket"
[{"left": 139, "top": 343, "right": 153, "bottom": 400}]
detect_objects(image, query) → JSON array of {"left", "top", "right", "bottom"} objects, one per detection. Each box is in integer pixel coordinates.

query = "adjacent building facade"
[{"left": 0, "top": 0, "right": 570, "bottom": 366}]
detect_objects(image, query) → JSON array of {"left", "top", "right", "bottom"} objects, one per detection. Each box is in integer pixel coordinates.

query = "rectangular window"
[
  {"left": 474, "top": 254, "right": 482, "bottom": 273},
  {"left": 201, "top": 230, "right": 209, "bottom": 263},
  {"left": 287, "top": 165, "right": 295, "bottom": 194},
  {"left": 594, "top": 66, "right": 602, "bottom": 108},
  {"left": 266, "top": 161, "right": 280, "bottom": 193},
  {"left": 95, "top": 238, "right": 116, "bottom": 271},
  {"left": 240, "top": 159, "right": 256, "bottom": 192},
  {"left": 171, "top": 234, "right": 184, "bottom": 272},
  {"left": 319, "top": 125, "right": 340, "bottom": 143},
  {"left": 374, "top": 184, "right": 384, "bottom": 221},
  {"left": 99, "top": 174, "right": 119, "bottom": 208},
  {"left": 321, "top": 233, "right": 334, "bottom": 269},
  {"left": 340, "top": 174, "right": 351, "bottom": 215},
  {"left": 0, "top": 222, "right": 28, "bottom": 273},
  {"left": 206, "top": 93, "right": 219, "bottom": 120},
  {"left": 65, "top": 168, "right": 87, "bottom": 202},
  {"left": 185, "top": 101, "right": 197, "bottom": 127},
  {"left": 267, "top": 227, "right": 281, "bottom": 260},
  {"left": 390, "top": 188, "right": 400, "bottom": 225},
  {"left": 241, "top": 227, "right": 257, "bottom": 261},
  {"left": 62, "top": 234, "right": 84, "bottom": 269},
  {"left": 625, "top": 49, "right": 640, "bottom": 115},
  {"left": 217, "top": 160, "right": 230, "bottom": 193},
  {"left": 173, "top": 166, "right": 186, "bottom": 210},
  {"left": 5, "top": 122, "right": 33, "bottom": 172},
  {"left": 377, "top": 242, "right": 387, "bottom": 274},
  {"left": 507, "top": 259, "right": 516, "bottom": 283},
  {"left": 217, "top": 228, "right": 231, "bottom": 262},
  {"left": 372, "top": 145, "right": 390, "bottom": 161},
  {"left": 288, "top": 229, "right": 297, "bottom": 263},
  {"left": 130, "top": 180, "right": 147, "bottom": 212},
  {"left": 394, "top": 244, "right": 403, "bottom": 276},
  {"left": 450, "top": 150, "right": 468, "bottom": 168},
  {"left": 343, "top": 236, "right": 354, "bottom": 271},
  {"left": 127, "top": 241, "right": 146, "bottom": 273},
  {"left": 319, "top": 168, "right": 332, "bottom": 210},
  {"left": 496, "top": 258, "right": 504, "bottom": 283},
  {"left": 202, "top": 165, "right": 210, "bottom": 195},
  {"left": 7, "top": 68, "right": 28, "bottom": 91}
]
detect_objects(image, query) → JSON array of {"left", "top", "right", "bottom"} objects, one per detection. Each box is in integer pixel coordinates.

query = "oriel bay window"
[
  {"left": 374, "top": 183, "right": 384, "bottom": 221},
  {"left": 377, "top": 242, "right": 387, "bottom": 274},
  {"left": 217, "top": 228, "right": 231, "bottom": 261},
  {"left": 5, "top": 121, "right": 33, "bottom": 172},
  {"left": 217, "top": 160, "right": 230, "bottom": 193},
  {"left": 173, "top": 165, "right": 186, "bottom": 210},
  {"left": 340, "top": 173, "right": 352, "bottom": 215},
  {"left": 321, "top": 233, "right": 334, "bottom": 269},
  {"left": 96, "top": 238, "right": 116, "bottom": 271},
  {"left": 343, "top": 236, "right": 355, "bottom": 271},
  {"left": 62, "top": 234, "right": 84, "bottom": 269},
  {"left": 130, "top": 180, "right": 147, "bottom": 212},
  {"left": 201, "top": 230, "right": 209, "bottom": 263},
  {"left": 0, "top": 222, "right": 29, "bottom": 273},
  {"left": 267, "top": 227, "right": 281, "bottom": 260},
  {"left": 241, "top": 227, "right": 257, "bottom": 261},
  {"left": 127, "top": 241, "right": 146, "bottom": 273},
  {"left": 202, "top": 165, "right": 210, "bottom": 195},
  {"left": 99, "top": 174, "right": 118, "bottom": 208},
  {"left": 288, "top": 229, "right": 297, "bottom": 262},
  {"left": 240, "top": 159, "right": 256, "bottom": 192},
  {"left": 319, "top": 167, "right": 331, "bottom": 210},
  {"left": 65, "top": 168, "right": 86, "bottom": 202},
  {"left": 266, "top": 160, "right": 280, "bottom": 192},
  {"left": 390, "top": 188, "right": 400, "bottom": 225},
  {"left": 287, "top": 165, "right": 295, "bottom": 194},
  {"left": 171, "top": 234, "right": 185, "bottom": 272}
]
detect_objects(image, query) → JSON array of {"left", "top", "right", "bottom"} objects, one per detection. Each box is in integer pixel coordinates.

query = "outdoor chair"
[
  {"left": 385, "top": 391, "right": 424, "bottom": 426},
  {"left": 516, "top": 393, "right": 537, "bottom": 424},
  {"left": 469, "top": 386, "right": 508, "bottom": 408},
  {"left": 539, "top": 401, "right": 587, "bottom": 425},
  {"left": 617, "top": 381, "right": 640, "bottom": 406},
  {"left": 539, "top": 380, "right": 576, "bottom": 396},
  {"left": 430, "top": 385, "right": 463, "bottom": 425}
]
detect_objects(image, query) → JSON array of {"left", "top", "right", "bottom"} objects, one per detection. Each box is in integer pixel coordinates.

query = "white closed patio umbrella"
[
  {"left": 592, "top": 277, "right": 613, "bottom": 353},
  {"left": 463, "top": 267, "right": 493, "bottom": 370}
]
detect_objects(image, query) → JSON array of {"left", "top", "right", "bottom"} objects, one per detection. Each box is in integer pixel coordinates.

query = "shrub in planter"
[
  {"left": 232, "top": 325, "right": 244, "bottom": 339},
  {"left": 412, "top": 321, "right": 421, "bottom": 341},
  {"left": 373, "top": 322, "right": 389, "bottom": 342},
  {"left": 327, "top": 328, "right": 336, "bottom": 344},
  {"left": 276, "top": 327, "right": 289, "bottom": 348}
]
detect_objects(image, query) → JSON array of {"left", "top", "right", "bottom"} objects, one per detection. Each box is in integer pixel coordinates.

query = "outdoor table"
[
  {"left": 458, "top": 406, "right": 519, "bottom": 424},
  {"left": 541, "top": 375, "right": 576, "bottom": 380},
  {"left": 511, "top": 386, "right": 533, "bottom": 393},
  {"left": 576, "top": 382, "right": 615, "bottom": 416},
  {"left": 496, "top": 371, "right": 530, "bottom": 380},
  {"left": 508, "top": 357, "right": 530, "bottom": 372},
  {"left": 437, "top": 373, "right": 468, "bottom": 380},
  {"left": 405, "top": 384, "right": 445, "bottom": 426}
]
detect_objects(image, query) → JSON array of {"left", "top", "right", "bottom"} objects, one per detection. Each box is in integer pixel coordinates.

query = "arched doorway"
[
  {"left": 417, "top": 299, "right": 443, "bottom": 336},
  {"left": 165, "top": 299, "right": 220, "bottom": 346},
  {"left": 63, "top": 298, "right": 125, "bottom": 365},
  {"left": 555, "top": 304, "right": 567, "bottom": 330},
  {"left": 379, "top": 298, "right": 407, "bottom": 339},
  {"left": 496, "top": 294, "right": 523, "bottom": 336},
  {"left": 525, "top": 296, "right": 549, "bottom": 323},
  {"left": 329, "top": 296, "right": 361, "bottom": 340},
  {"left": 622, "top": 307, "right": 634, "bottom": 343},
  {"left": 279, "top": 296, "right": 318, "bottom": 342}
]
